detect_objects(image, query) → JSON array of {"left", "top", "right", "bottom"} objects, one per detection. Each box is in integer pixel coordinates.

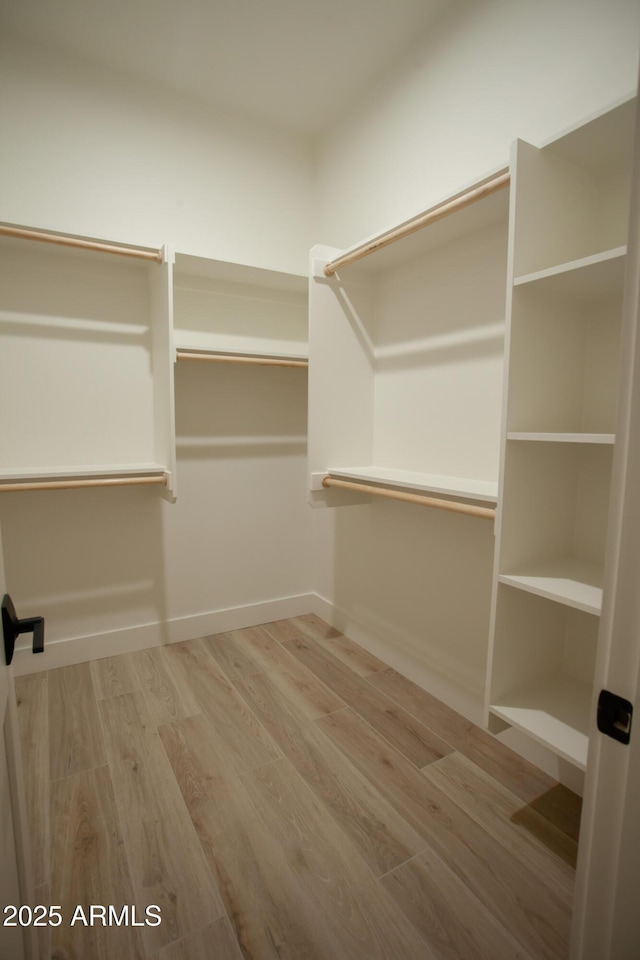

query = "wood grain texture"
[
  {"left": 382, "top": 844, "right": 536, "bottom": 960},
  {"left": 291, "top": 613, "right": 342, "bottom": 641},
  {"left": 367, "top": 668, "right": 566, "bottom": 810},
  {"left": 424, "top": 753, "right": 577, "bottom": 887},
  {"left": 155, "top": 918, "right": 243, "bottom": 960},
  {"left": 316, "top": 707, "right": 570, "bottom": 960},
  {"left": 293, "top": 614, "right": 388, "bottom": 676},
  {"left": 159, "top": 713, "right": 331, "bottom": 960},
  {"left": 50, "top": 765, "right": 144, "bottom": 960},
  {"left": 99, "top": 692, "right": 224, "bottom": 953},
  {"left": 206, "top": 626, "right": 345, "bottom": 719},
  {"left": 283, "top": 634, "right": 454, "bottom": 767},
  {"left": 91, "top": 654, "right": 140, "bottom": 701},
  {"left": 203, "top": 630, "right": 263, "bottom": 680},
  {"left": 34, "top": 882, "right": 51, "bottom": 960},
  {"left": 15, "top": 676, "right": 49, "bottom": 887},
  {"left": 234, "top": 670, "right": 425, "bottom": 876},
  {"left": 130, "top": 646, "right": 200, "bottom": 727},
  {"left": 243, "top": 758, "right": 435, "bottom": 959},
  {"left": 260, "top": 618, "right": 308, "bottom": 645},
  {"left": 49, "top": 663, "right": 106, "bottom": 781},
  {"left": 161, "top": 639, "right": 281, "bottom": 773}
]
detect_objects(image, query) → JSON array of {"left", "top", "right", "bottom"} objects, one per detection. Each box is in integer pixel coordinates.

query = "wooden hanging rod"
[
  {"left": 322, "top": 476, "right": 496, "bottom": 520},
  {"left": 176, "top": 350, "right": 308, "bottom": 368},
  {"left": 323, "top": 171, "right": 510, "bottom": 277},
  {"left": 0, "top": 224, "right": 163, "bottom": 263},
  {"left": 0, "top": 474, "right": 167, "bottom": 493}
]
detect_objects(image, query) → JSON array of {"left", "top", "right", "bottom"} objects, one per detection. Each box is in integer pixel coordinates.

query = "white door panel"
[{"left": 570, "top": 89, "right": 640, "bottom": 959}]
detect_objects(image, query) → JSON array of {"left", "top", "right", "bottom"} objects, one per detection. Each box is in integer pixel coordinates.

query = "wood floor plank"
[
  {"left": 244, "top": 757, "right": 435, "bottom": 959},
  {"left": 234, "top": 670, "right": 426, "bottom": 876},
  {"left": 424, "top": 753, "right": 577, "bottom": 886},
  {"left": 381, "top": 845, "right": 536, "bottom": 960},
  {"left": 293, "top": 615, "right": 389, "bottom": 676},
  {"left": 15, "top": 676, "right": 49, "bottom": 887},
  {"left": 524, "top": 784, "right": 583, "bottom": 846},
  {"left": 261, "top": 617, "right": 313, "bottom": 644},
  {"left": 91, "top": 654, "right": 140, "bottom": 701},
  {"left": 34, "top": 882, "right": 50, "bottom": 960},
  {"left": 206, "top": 626, "right": 345, "bottom": 719},
  {"left": 130, "top": 646, "right": 201, "bottom": 727},
  {"left": 367, "top": 668, "right": 575, "bottom": 818},
  {"left": 155, "top": 917, "right": 243, "bottom": 960},
  {"left": 50, "top": 765, "right": 145, "bottom": 960},
  {"left": 49, "top": 663, "right": 106, "bottom": 781},
  {"left": 203, "top": 630, "right": 263, "bottom": 680},
  {"left": 99, "top": 692, "right": 224, "bottom": 953},
  {"left": 161, "top": 639, "right": 281, "bottom": 773},
  {"left": 159, "top": 713, "right": 333, "bottom": 960},
  {"left": 291, "top": 613, "right": 342, "bottom": 641},
  {"left": 316, "top": 707, "right": 570, "bottom": 960},
  {"left": 283, "top": 634, "right": 454, "bottom": 767}
]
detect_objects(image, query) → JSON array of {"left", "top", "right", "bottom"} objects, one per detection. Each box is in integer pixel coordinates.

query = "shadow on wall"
[
  {"left": 329, "top": 496, "right": 496, "bottom": 703},
  {"left": 0, "top": 484, "right": 169, "bottom": 649}
]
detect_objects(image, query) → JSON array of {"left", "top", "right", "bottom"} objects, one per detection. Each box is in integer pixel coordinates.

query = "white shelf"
[
  {"left": 0, "top": 463, "right": 168, "bottom": 482},
  {"left": 325, "top": 465, "right": 498, "bottom": 503},
  {"left": 175, "top": 345, "right": 308, "bottom": 363},
  {"left": 491, "top": 674, "right": 592, "bottom": 770},
  {"left": 173, "top": 252, "right": 308, "bottom": 363},
  {"left": 507, "top": 432, "right": 615, "bottom": 444},
  {"left": 514, "top": 246, "right": 627, "bottom": 300},
  {"left": 499, "top": 557, "right": 603, "bottom": 615}
]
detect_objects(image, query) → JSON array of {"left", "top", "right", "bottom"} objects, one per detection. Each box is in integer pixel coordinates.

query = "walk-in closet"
[{"left": 1, "top": 1, "right": 639, "bottom": 958}]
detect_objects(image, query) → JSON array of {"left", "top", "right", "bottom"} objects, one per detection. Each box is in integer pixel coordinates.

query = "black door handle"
[{"left": 2, "top": 594, "right": 45, "bottom": 666}]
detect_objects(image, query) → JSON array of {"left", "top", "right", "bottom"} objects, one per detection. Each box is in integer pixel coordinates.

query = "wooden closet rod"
[
  {"left": 0, "top": 224, "right": 163, "bottom": 263},
  {"left": 0, "top": 475, "right": 167, "bottom": 493},
  {"left": 176, "top": 350, "right": 308, "bottom": 368},
  {"left": 322, "top": 476, "right": 496, "bottom": 520},
  {"left": 323, "top": 171, "right": 510, "bottom": 277}
]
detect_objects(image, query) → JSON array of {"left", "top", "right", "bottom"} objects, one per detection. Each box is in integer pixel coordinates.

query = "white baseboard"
[{"left": 11, "top": 593, "right": 316, "bottom": 676}]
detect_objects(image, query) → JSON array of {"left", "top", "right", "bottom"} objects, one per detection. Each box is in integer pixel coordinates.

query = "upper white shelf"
[
  {"left": 325, "top": 465, "right": 498, "bottom": 503},
  {"left": 507, "top": 432, "right": 615, "bottom": 444},
  {"left": 499, "top": 556, "right": 604, "bottom": 615},
  {"left": 173, "top": 252, "right": 308, "bottom": 362},
  {"left": 513, "top": 246, "right": 627, "bottom": 301}
]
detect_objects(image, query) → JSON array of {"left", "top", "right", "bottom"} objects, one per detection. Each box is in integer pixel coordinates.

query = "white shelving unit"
[
  {"left": 0, "top": 228, "right": 176, "bottom": 494},
  {"left": 173, "top": 253, "right": 308, "bottom": 366},
  {"left": 308, "top": 170, "right": 509, "bottom": 512},
  {"left": 487, "top": 96, "right": 636, "bottom": 769}
]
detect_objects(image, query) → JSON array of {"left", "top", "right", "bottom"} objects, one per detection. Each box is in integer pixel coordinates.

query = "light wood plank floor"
[{"left": 15, "top": 615, "right": 581, "bottom": 960}]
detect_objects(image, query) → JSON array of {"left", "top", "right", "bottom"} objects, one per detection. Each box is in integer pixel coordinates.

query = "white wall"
[
  {"left": 316, "top": 0, "right": 640, "bottom": 248},
  {"left": 311, "top": 0, "right": 640, "bottom": 733},
  {"left": 0, "top": 35, "right": 314, "bottom": 276}
]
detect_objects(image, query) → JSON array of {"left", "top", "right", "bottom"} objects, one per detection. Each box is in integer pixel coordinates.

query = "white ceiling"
[{"left": 0, "top": 0, "right": 450, "bottom": 136}]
